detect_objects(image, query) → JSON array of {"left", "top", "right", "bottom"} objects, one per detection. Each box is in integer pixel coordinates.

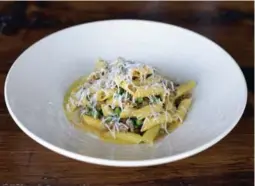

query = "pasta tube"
[
  {"left": 174, "top": 98, "right": 192, "bottom": 123},
  {"left": 115, "top": 76, "right": 136, "bottom": 95},
  {"left": 101, "top": 104, "right": 114, "bottom": 116},
  {"left": 100, "top": 136, "right": 134, "bottom": 144},
  {"left": 175, "top": 80, "right": 196, "bottom": 99},
  {"left": 95, "top": 89, "right": 115, "bottom": 102},
  {"left": 141, "top": 112, "right": 173, "bottom": 132},
  {"left": 106, "top": 98, "right": 121, "bottom": 107},
  {"left": 142, "top": 125, "right": 160, "bottom": 144},
  {"left": 133, "top": 85, "right": 164, "bottom": 99},
  {"left": 167, "top": 121, "right": 181, "bottom": 133},
  {"left": 75, "top": 123, "right": 103, "bottom": 136},
  {"left": 120, "top": 103, "right": 162, "bottom": 119},
  {"left": 102, "top": 132, "right": 142, "bottom": 144},
  {"left": 133, "top": 76, "right": 161, "bottom": 86},
  {"left": 82, "top": 115, "right": 104, "bottom": 130}
]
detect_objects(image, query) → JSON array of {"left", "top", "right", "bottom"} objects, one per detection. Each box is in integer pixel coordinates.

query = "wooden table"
[{"left": 0, "top": 2, "right": 253, "bottom": 185}]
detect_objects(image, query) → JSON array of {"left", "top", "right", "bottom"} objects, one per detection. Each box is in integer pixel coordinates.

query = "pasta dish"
[{"left": 64, "top": 58, "right": 196, "bottom": 144}]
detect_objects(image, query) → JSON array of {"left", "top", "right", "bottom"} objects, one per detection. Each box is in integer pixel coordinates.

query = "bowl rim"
[{"left": 4, "top": 19, "right": 248, "bottom": 167}]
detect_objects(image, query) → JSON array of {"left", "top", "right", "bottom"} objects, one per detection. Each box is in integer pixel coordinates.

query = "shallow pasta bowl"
[{"left": 4, "top": 20, "right": 247, "bottom": 167}]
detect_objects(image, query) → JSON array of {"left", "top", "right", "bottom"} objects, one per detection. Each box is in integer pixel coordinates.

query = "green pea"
[
  {"left": 131, "top": 118, "right": 136, "bottom": 124},
  {"left": 135, "top": 119, "right": 143, "bottom": 126},
  {"left": 136, "top": 97, "right": 143, "bottom": 104},
  {"left": 114, "top": 107, "right": 121, "bottom": 116}
]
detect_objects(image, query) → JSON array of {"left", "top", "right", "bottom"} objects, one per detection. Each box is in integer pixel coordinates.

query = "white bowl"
[{"left": 5, "top": 20, "right": 247, "bottom": 167}]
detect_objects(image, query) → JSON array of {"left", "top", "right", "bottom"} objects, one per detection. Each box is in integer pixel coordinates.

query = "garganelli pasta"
[{"left": 64, "top": 58, "right": 196, "bottom": 144}]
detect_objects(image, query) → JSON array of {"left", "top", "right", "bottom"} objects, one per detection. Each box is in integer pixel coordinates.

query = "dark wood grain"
[{"left": 0, "top": 2, "right": 253, "bottom": 186}]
